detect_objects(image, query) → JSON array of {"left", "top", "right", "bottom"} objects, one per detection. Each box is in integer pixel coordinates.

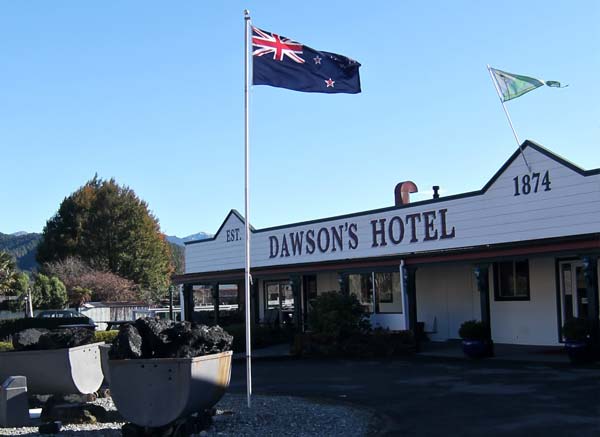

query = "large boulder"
[
  {"left": 12, "top": 328, "right": 50, "bottom": 351},
  {"left": 134, "top": 317, "right": 174, "bottom": 358},
  {"left": 109, "top": 324, "right": 143, "bottom": 360}
]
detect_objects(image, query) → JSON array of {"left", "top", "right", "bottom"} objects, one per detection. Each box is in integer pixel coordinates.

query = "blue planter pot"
[
  {"left": 462, "top": 339, "right": 493, "bottom": 359},
  {"left": 564, "top": 341, "right": 594, "bottom": 364}
]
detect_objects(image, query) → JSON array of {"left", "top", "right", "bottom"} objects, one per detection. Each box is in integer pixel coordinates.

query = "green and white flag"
[{"left": 490, "top": 67, "right": 565, "bottom": 102}]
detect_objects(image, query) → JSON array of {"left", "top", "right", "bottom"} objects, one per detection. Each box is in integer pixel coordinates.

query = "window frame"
[
  {"left": 343, "top": 267, "right": 403, "bottom": 314},
  {"left": 493, "top": 259, "right": 531, "bottom": 301}
]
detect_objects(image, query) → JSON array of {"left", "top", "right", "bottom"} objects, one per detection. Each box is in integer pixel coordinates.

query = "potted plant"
[
  {"left": 562, "top": 317, "right": 594, "bottom": 364},
  {"left": 458, "top": 320, "right": 493, "bottom": 358}
]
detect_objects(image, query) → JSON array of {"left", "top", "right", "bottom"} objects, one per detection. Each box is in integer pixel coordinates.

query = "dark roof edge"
[
  {"left": 174, "top": 233, "right": 600, "bottom": 283},
  {"left": 187, "top": 141, "right": 599, "bottom": 242}
]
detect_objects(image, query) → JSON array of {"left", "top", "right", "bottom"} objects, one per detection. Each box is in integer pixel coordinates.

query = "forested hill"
[
  {"left": 0, "top": 230, "right": 208, "bottom": 275},
  {"left": 0, "top": 232, "right": 41, "bottom": 272}
]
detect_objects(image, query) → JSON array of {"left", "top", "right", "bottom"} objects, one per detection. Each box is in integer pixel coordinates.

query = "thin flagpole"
[
  {"left": 243, "top": 9, "right": 253, "bottom": 409},
  {"left": 487, "top": 65, "right": 531, "bottom": 172}
]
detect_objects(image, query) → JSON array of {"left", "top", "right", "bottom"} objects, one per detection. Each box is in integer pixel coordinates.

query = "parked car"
[{"left": 36, "top": 310, "right": 96, "bottom": 329}]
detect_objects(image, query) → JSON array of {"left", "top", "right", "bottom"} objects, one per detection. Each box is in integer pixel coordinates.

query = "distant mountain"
[
  {"left": 0, "top": 230, "right": 209, "bottom": 274},
  {"left": 166, "top": 232, "right": 212, "bottom": 247},
  {"left": 0, "top": 232, "right": 41, "bottom": 272}
]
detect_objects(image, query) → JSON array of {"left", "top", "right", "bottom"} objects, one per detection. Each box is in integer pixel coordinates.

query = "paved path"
[{"left": 229, "top": 355, "right": 600, "bottom": 436}]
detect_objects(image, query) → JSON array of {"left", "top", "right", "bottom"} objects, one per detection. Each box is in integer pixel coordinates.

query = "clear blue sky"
[{"left": 1, "top": 1, "right": 598, "bottom": 237}]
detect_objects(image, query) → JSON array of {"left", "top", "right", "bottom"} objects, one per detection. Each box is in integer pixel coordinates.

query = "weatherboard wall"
[
  {"left": 489, "top": 257, "right": 558, "bottom": 345},
  {"left": 185, "top": 144, "right": 600, "bottom": 275}
]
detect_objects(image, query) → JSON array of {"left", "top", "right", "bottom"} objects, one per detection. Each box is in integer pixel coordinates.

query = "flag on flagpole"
[
  {"left": 252, "top": 27, "right": 361, "bottom": 94},
  {"left": 489, "top": 67, "right": 565, "bottom": 102}
]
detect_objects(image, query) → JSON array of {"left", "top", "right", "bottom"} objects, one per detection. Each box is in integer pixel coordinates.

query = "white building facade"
[{"left": 177, "top": 141, "right": 600, "bottom": 346}]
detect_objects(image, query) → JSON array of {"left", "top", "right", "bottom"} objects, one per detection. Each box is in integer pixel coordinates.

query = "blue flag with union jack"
[{"left": 252, "top": 27, "right": 361, "bottom": 94}]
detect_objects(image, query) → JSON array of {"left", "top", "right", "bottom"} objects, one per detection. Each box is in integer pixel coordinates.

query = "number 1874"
[{"left": 513, "top": 171, "right": 551, "bottom": 196}]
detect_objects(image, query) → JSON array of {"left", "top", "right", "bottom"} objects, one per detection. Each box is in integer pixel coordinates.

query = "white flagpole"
[
  {"left": 487, "top": 65, "right": 531, "bottom": 172},
  {"left": 243, "top": 9, "right": 253, "bottom": 409}
]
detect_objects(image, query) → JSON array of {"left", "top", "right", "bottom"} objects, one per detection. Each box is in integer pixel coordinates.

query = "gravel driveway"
[{"left": 2, "top": 393, "right": 376, "bottom": 436}]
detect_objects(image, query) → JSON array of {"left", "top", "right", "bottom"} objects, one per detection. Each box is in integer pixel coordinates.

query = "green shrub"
[
  {"left": 458, "top": 320, "right": 488, "bottom": 341},
  {"left": 562, "top": 317, "right": 590, "bottom": 342},
  {"left": 310, "top": 291, "right": 370, "bottom": 340},
  {"left": 94, "top": 330, "right": 119, "bottom": 344},
  {"left": 0, "top": 341, "right": 13, "bottom": 352}
]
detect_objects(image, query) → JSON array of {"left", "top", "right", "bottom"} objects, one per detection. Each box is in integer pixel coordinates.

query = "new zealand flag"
[{"left": 252, "top": 27, "right": 361, "bottom": 94}]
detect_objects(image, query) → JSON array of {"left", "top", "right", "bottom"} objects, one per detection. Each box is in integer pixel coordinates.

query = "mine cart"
[
  {"left": 0, "top": 342, "right": 105, "bottom": 395},
  {"left": 109, "top": 351, "right": 232, "bottom": 428}
]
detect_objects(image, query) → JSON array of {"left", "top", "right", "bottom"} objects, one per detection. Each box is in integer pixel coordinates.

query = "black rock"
[
  {"left": 12, "top": 327, "right": 94, "bottom": 351},
  {"left": 40, "top": 401, "right": 106, "bottom": 424},
  {"left": 134, "top": 317, "right": 174, "bottom": 358},
  {"left": 160, "top": 321, "right": 196, "bottom": 358},
  {"left": 109, "top": 324, "right": 143, "bottom": 359},
  {"left": 12, "top": 328, "right": 50, "bottom": 350},
  {"left": 188, "top": 325, "right": 233, "bottom": 357},
  {"left": 29, "top": 394, "right": 51, "bottom": 409},
  {"left": 38, "top": 328, "right": 95, "bottom": 349},
  {"left": 38, "top": 421, "right": 62, "bottom": 434},
  {"left": 109, "top": 318, "right": 232, "bottom": 360},
  {"left": 186, "top": 324, "right": 231, "bottom": 358}
]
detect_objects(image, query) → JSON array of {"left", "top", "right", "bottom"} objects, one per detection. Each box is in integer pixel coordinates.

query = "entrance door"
[
  {"left": 559, "top": 261, "right": 588, "bottom": 324},
  {"left": 264, "top": 280, "right": 294, "bottom": 325}
]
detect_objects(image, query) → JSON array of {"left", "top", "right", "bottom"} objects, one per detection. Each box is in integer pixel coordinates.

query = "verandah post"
[
  {"left": 404, "top": 265, "right": 419, "bottom": 352},
  {"left": 475, "top": 264, "right": 494, "bottom": 357},
  {"left": 583, "top": 256, "right": 599, "bottom": 354}
]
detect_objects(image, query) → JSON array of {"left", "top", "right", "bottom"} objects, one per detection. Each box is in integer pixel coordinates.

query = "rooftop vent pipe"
[
  {"left": 394, "top": 181, "right": 418, "bottom": 206},
  {"left": 432, "top": 186, "right": 440, "bottom": 199}
]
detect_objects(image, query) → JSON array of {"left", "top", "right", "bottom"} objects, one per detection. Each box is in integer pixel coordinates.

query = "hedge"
[{"left": 94, "top": 330, "right": 119, "bottom": 344}]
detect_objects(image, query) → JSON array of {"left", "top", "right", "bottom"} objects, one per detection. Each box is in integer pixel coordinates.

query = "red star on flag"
[{"left": 325, "top": 78, "right": 335, "bottom": 88}]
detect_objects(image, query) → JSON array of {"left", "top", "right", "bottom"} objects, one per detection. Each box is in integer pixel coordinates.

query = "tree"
[
  {"left": 7, "top": 272, "right": 31, "bottom": 312},
  {"left": 169, "top": 242, "right": 185, "bottom": 275},
  {"left": 37, "top": 176, "right": 173, "bottom": 293},
  {"left": 43, "top": 256, "right": 138, "bottom": 304},
  {"left": 32, "top": 273, "right": 68, "bottom": 310},
  {"left": 0, "top": 251, "right": 18, "bottom": 295}
]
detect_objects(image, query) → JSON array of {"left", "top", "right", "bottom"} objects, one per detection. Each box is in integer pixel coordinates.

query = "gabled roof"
[
  {"left": 185, "top": 140, "right": 599, "bottom": 244},
  {"left": 481, "top": 140, "right": 599, "bottom": 192},
  {"left": 185, "top": 209, "right": 253, "bottom": 245}
]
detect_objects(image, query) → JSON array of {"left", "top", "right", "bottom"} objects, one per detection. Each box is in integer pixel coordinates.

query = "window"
[
  {"left": 375, "top": 272, "right": 403, "bottom": 313},
  {"left": 494, "top": 260, "right": 530, "bottom": 300},
  {"left": 193, "top": 285, "right": 214, "bottom": 308},
  {"left": 348, "top": 271, "right": 403, "bottom": 314},
  {"left": 263, "top": 280, "right": 295, "bottom": 311},
  {"left": 218, "top": 284, "right": 240, "bottom": 310},
  {"left": 348, "top": 273, "right": 373, "bottom": 313}
]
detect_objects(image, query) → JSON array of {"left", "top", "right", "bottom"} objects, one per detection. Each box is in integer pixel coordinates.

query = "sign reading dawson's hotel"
[
  {"left": 185, "top": 143, "right": 600, "bottom": 274},
  {"left": 267, "top": 208, "right": 455, "bottom": 259}
]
